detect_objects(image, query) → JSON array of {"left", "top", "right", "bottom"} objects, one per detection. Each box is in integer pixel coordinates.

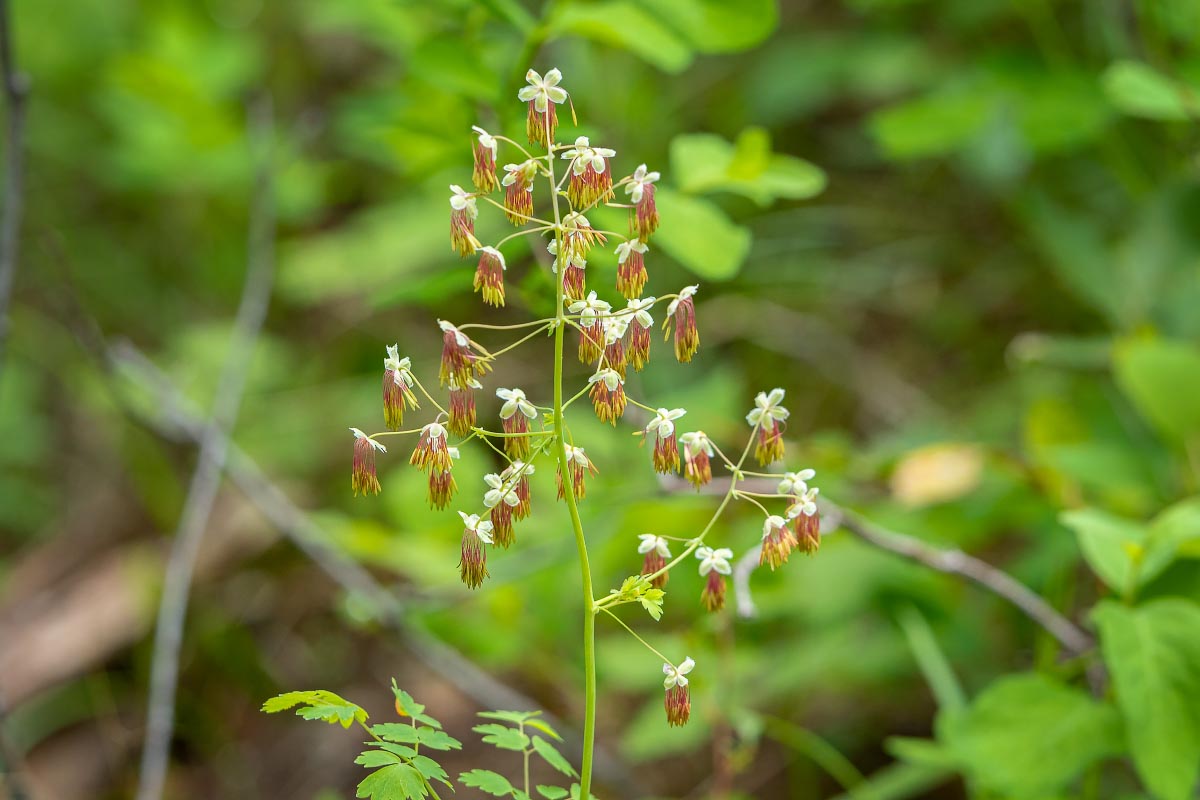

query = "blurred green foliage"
[{"left": 4, "top": 0, "right": 1200, "bottom": 798}]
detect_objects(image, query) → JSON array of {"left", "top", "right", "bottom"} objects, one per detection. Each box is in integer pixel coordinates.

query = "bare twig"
[
  {"left": 665, "top": 476, "right": 1094, "bottom": 656},
  {"left": 109, "top": 342, "right": 639, "bottom": 798},
  {"left": 135, "top": 97, "right": 277, "bottom": 800},
  {"left": 0, "top": 0, "right": 29, "bottom": 379}
]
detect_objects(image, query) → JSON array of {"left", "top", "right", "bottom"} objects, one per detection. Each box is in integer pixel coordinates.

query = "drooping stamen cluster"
[
  {"left": 664, "top": 285, "right": 700, "bottom": 363},
  {"left": 502, "top": 460, "right": 534, "bottom": 520},
  {"left": 644, "top": 407, "right": 685, "bottom": 474},
  {"left": 471, "top": 126, "right": 498, "bottom": 193},
  {"left": 679, "top": 431, "right": 714, "bottom": 489},
  {"left": 518, "top": 68, "right": 567, "bottom": 147},
  {"left": 615, "top": 239, "right": 649, "bottom": 300},
  {"left": 601, "top": 317, "right": 628, "bottom": 378},
  {"left": 747, "top": 388, "right": 789, "bottom": 466},
  {"left": 501, "top": 160, "right": 538, "bottom": 225},
  {"left": 350, "top": 428, "right": 386, "bottom": 497},
  {"left": 626, "top": 297, "right": 654, "bottom": 372},
  {"left": 696, "top": 546, "right": 733, "bottom": 612},
  {"left": 483, "top": 472, "right": 520, "bottom": 548},
  {"left": 561, "top": 136, "right": 616, "bottom": 208},
  {"left": 497, "top": 387, "right": 538, "bottom": 459},
  {"left": 458, "top": 512, "right": 493, "bottom": 589},
  {"left": 637, "top": 534, "right": 670, "bottom": 589},
  {"left": 449, "top": 185, "right": 479, "bottom": 257},
  {"left": 439, "top": 321, "right": 490, "bottom": 387},
  {"left": 548, "top": 239, "right": 587, "bottom": 302},
  {"left": 473, "top": 246, "right": 507, "bottom": 307},
  {"left": 780, "top": 470, "right": 821, "bottom": 555},
  {"left": 410, "top": 422, "right": 458, "bottom": 508},
  {"left": 759, "top": 514, "right": 794, "bottom": 571},
  {"left": 556, "top": 444, "right": 596, "bottom": 500},
  {"left": 560, "top": 212, "right": 606, "bottom": 262},
  {"left": 663, "top": 658, "right": 694, "bottom": 727},
  {"left": 627, "top": 164, "right": 660, "bottom": 240},
  {"left": 569, "top": 291, "right": 610, "bottom": 364},
  {"left": 426, "top": 447, "right": 460, "bottom": 510},
  {"left": 447, "top": 377, "right": 482, "bottom": 437},
  {"left": 382, "top": 345, "right": 419, "bottom": 431},
  {"left": 587, "top": 368, "right": 626, "bottom": 424}
]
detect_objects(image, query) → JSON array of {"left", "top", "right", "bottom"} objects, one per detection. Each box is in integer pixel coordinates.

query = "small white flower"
[
  {"left": 637, "top": 533, "right": 671, "bottom": 558},
  {"left": 626, "top": 296, "right": 656, "bottom": 328},
  {"left": 472, "top": 125, "right": 497, "bottom": 156},
  {"left": 502, "top": 460, "right": 535, "bottom": 479},
  {"left": 476, "top": 245, "right": 507, "bottom": 270},
  {"left": 615, "top": 239, "right": 648, "bottom": 265},
  {"left": 438, "top": 319, "right": 469, "bottom": 347},
  {"left": 695, "top": 546, "right": 733, "bottom": 576},
  {"left": 663, "top": 657, "right": 695, "bottom": 689},
  {"left": 567, "top": 291, "right": 612, "bottom": 326},
  {"left": 679, "top": 431, "right": 713, "bottom": 458},
  {"left": 645, "top": 407, "right": 686, "bottom": 439},
  {"left": 384, "top": 345, "right": 415, "bottom": 388},
  {"left": 547, "top": 239, "right": 586, "bottom": 274},
  {"left": 517, "top": 68, "right": 568, "bottom": 112},
  {"left": 666, "top": 285, "right": 699, "bottom": 316},
  {"left": 603, "top": 315, "right": 629, "bottom": 344},
  {"left": 421, "top": 422, "right": 448, "bottom": 441},
  {"left": 625, "top": 164, "right": 661, "bottom": 204},
  {"left": 483, "top": 473, "right": 520, "bottom": 508},
  {"left": 449, "top": 184, "right": 477, "bottom": 217},
  {"left": 563, "top": 444, "right": 591, "bottom": 467},
  {"left": 496, "top": 387, "right": 537, "bottom": 419},
  {"left": 459, "top": 511, "right": 495, "bottom": 544},
  {"left": 588, "top": 368, "right": 624, "bottom": 391},
  {"left": 746, "top": 388, "right": 790, "bottom": 427},
  {"left": 501, "top": 160, "right": 538, "bottom": 189},
  {"left": 561, "top": 135, "right": 617, "bottom": 175},
  {"left": 561, "top": 211, "right": 592, "bottom": 234},
  {"left": 762, "top": 515, "right": 788, "bottom": 539},
  {"left": 350, "top": 427, "right": 387, "bottom": 453},
  {"left": 786, "top": 486, "right": 820, "bottom": 519},
  {"left": 778, "top": 469, "right": 816, "bottom": 496}
]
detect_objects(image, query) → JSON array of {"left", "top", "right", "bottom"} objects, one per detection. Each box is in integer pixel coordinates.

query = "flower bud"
[
  {"left": 382, "top": 345, "right": 419, "bottom": 431},
  {"left": 615, "top": 239, "right": 649, "bottom": 300},
  {"left": 473, "top": 246, "right": 507, "bottom": 307},
  {"left": 350, "top": 428, "right": 386, "bottom": 497},
  {"left": 471, "top": 126, "right": 498, "bottom": 193},
  {"left": 449, "top": 185, "right": 480, "bottom": 257},
  {"left": 447, "top": 377, "right": 481, "bottom": 437},
  {"left": 664, "top": 286, "right": 700, "bottom": 363}
]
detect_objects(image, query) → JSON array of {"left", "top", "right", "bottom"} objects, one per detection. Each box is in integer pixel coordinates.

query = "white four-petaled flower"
[
  {"left": 350, "top": 427, "right": 387, "bottom": 452},
  {"left": 449, "top": 185, "right": 477, "bottom": 217},
  {"left": 471, "top": 125, "right": 497, "bottom": 156},
  {"left": 666, "top": 285, "right": 699, "bottom": 316},
  {"left": 561, "top": 135, "right": 617, "bottom": 175},
  {"left": 637, "top": 533, "right": 671, "bottom": 558},
  {"left": 626, "top": 296, "right": 656, "bottom": 328},
  {"left": 695, "top": 546, "right": 733, "bottom": 576},
  {"left": 421, "top": 422, "right": 448, "bottom": 441},
  {"left": 563, "top": 444, "right": 591, "bottom": 467},
  {"left": 679, "top": 430, "right": 713, "bottom": 457},
  {"left": 496, "top": 387, "right": 537, "bottom": 419},
  {"left": 746, "top": 388, "right": 789, "bottom": 427},
  {"left": 663, "top": 657, "right": 695, "bottom": 689},
  {"left": 626, "top": 164, "right": 661, "bottom": 204},
  {"left": 568, "top": 291, "right": 612, "bottom": 326},
  {"left": 615, "top": 239, "right": 648, "bottom": 264},
  {"left": 459, "top": 511, "right": 495, "bottom": 544},
  {"left": 588, "top": 368, "right": 624, "bottom": 391},
  {"left": 786, "top": 486, "right": 820, "bottom": 519},
  {"left": 517, "top": 68, "right": 568, "bottom": 112},
  {"left": 645, "top": 407, "right": 686, "bottom": 439},
  {"left": 762, "top": 515, "right": 788, "bottom": 539},
  {"left": 501, "top": 160, "right": 538, "bottom": 189},
  {"left": 384, "top": 344, "right": 415, "bottom": 388},
  {"left": 603, "top": 315, "right": 629, "bottom": 344},
  {"left": 778, "top": 469, "right": 815, "bottom": 496},
  {"left": 483, "top": 473, "right": 520, "bottom": 508}
]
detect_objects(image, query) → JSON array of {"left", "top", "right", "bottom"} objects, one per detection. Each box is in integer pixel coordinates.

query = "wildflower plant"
[{"left": 280, "top": 67, "right": 826, "bottom": 798}]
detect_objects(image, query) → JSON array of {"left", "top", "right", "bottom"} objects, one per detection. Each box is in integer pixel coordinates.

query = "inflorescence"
[{"left": 348, "top": 68, "right": 823, "bottom": 729}]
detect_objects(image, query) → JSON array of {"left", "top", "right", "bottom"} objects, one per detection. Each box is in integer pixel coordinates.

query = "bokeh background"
[{"left": 3, "top": 0, "right": 1200, "bottom": 798}]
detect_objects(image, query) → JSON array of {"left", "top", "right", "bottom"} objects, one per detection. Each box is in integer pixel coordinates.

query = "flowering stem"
[
  {"left": 600, "top": 607, "right": 673, "bottom": 664},
  {"left": 546, "top": 114, "right": 598, "bottom": 799}
]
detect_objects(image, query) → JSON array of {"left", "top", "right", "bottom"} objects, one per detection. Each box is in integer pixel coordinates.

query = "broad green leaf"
[
  {"left": 357, "top": 763, "right": 428, "bottom": 800},
  {"left": 1113, "top": 337, "right": 1200, "bottom": 442},
  {"left": 642, "top": 0, "right": 777, "bottom": 52},
  {"left": 548, "top": 2, "right": 692, "bottom": 73},
  {"left": 871, "top": 91, "right": 992, "bottom": 160},
  {"left": 1094, "top": 599, "right": 1200, "bottom": 800},
  {"left": 937, "top": 673, "right": 1124, "bottom": 797},
  {"left": 415, "top": 727, "right": 461, "bottom": 751},
  {"left": 474, "top": 723, "right": 531, "bottom": 751},
  {"left": 537, "top": 787, "right": 568, "bottom": 800},
  {"left": 670, "top": 129, "right": 825, "bottom": 205},
  {"left": 653, "top": 188, "right": 750, "bottom": 280},
  {"left": 1059, "top": 508, "right": 1147, "bottom": 594},
  {"left": 391, "top": 682, "right": 442, "bottom": 728},
  {"left": 356, "top": 749, "right": 403, "bottom": 769},
  {"left": 532, "top": 736, "right": 578, "bottom": 778},
  {"left": 261, "top": 690, "right": 368, "bottom": 729},
  {"left": 373, "top": 724, "right": 421, "bottom": 744},
  {"left": 410, "top": 755, "right": 452, "bottom": 788},
  {"left": 459, "top": 768, "right": 515, "bottom": 796},
  {"left": 1102, "top": 61, "right": 1200, "bottom": 121}
]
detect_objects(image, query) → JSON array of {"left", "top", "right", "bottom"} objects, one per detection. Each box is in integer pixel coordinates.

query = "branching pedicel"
[{"left": 349, "top": 68, "right": 821, "bottom": 795}]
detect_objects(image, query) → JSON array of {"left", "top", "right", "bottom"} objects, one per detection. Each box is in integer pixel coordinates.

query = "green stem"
[{"left": 546, "top": 111, "right": 597, "bottom": 799}]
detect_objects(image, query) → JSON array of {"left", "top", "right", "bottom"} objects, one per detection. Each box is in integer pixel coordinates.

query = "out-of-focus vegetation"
[{"left": 3, "top": 0, "right": 1200, "bottom": 798}]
